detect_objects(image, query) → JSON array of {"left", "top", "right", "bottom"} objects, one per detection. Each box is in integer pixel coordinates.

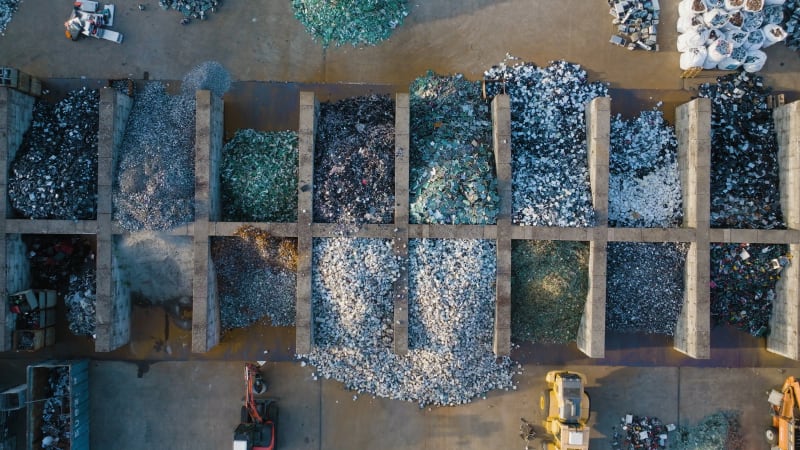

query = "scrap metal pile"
[
  {"left": 302, "top": 238, "right": 516, "bottom": 407},
  {"left": 221, "top": 129, "right": 298, "bottom": 222},
  {"left": 0, "top": 0, "right": 19, "bottom": 34},
  {"left": 313, "top": 95, "right": 395, "bottom": 226},
  {"left": 669, "top": 411, "right": 744, "bottom": 450},
  {"left": 114, "top": 61, "right": 230, "bottom": 231},
  {"left": 484, "top": 59, "right": 607, "bottom": 227},
  {"left": 212, "top": 226, "right": 297, "bottom": 330},
  {"left": 41, "top": 367, "right": 70, "bottom": 449},
  {"left": 609, "top": 108, "right": 682, "bottom": 228},
  {"left": 291, "top": 0, "right": 408, "bottom": 47},
  {"left": 8, "top": 88, "right": 99, "bottom": 220},
  {"left": 710, "top": 242, "right": 791, "bottom": 336},
  {"left": 511, "top": 240, "right": 589, "bottom": 343},
  {"left": 606, "top": 242, "right": 689, "bottom": 335},
  {"left": 65, "top": 267, "right": 97, "bottom": 337},
  {"left": 409, "top": 72, "right": 497, "bottom": 225},
  {"left": 158, "top": 0, "right": 221, "bottom": 22},
  {"left": 612, "top": 414, "right": 675, "bottom": 449},
  {"left": 785, "top": 0, "right": 800, "bottom": 49},
  {"left": 607, "top": 0, "right": 661, "bottom": 50},
  {"left": 699, "top": 71, "right": 783, "bottom": 229}
]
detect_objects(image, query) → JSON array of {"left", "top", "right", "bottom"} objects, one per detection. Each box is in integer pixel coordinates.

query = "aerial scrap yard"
[{"left": 2, "top": 0, "right": 800, "bottom": 449}]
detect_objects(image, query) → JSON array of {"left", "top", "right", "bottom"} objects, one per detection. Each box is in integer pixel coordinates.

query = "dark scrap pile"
[
  {"left": 511, "top": 240, "right": 589, "bottom": 344},
  {"left": 314, "top": 95, "right": 395, "bottom": 226},
  {"left": 212, "top": 226, "right": 297, "bottom": 331},
  {"left": 65, "top": 267, "right": 96, "bottom": 337},
  {"left": 606, "top": 242, "right": 688, "bottom": 335},
  {"left": 612, "top": 414, "right": 675, "bottom": 449},
  {"left": 785, "top": 0, "right": 800, "bottom": 50},
  {"left": 409, "top": 71, "right": 497, "bottom": 225},
  {"left": 0, "top": 0, "right": 19, "bottom": 34},
  {"left": 607, "top": 0, "right": 661, "bottom": 51},
  {"left": 8, "top": 88, "right": 99, "bottom": 220},
  {"left": 710, "top": 243, "right": 791, "bottom": 336},
  {"left": 699, "top": 71, "right": 784, "bottom": 229},
  {"left": 41, "top": 367, "right": 70, "bottom": 449},
  {"left": 291, "top": 0, "right": 408, "bottom": 47},
  {"left": 669, "top": 411, "right": 744, "bottom": 450},
  {"left": 158, "top": 0, "right": 220, "bottom": 22},
  {"left": 221, "top": 129, "right": 298, "bottom": 222},
  {"left": 25, "top": 236, "right": 95, "bottom": 296}
]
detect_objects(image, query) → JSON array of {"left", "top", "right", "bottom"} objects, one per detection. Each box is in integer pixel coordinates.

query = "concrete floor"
[{"left": 3, "top": 1, "right": 800, "bottom": 449}]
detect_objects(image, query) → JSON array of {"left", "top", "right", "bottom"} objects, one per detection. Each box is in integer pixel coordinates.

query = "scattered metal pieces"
[
  {"left": 609, "top": 108, "right": 682, "bottom": 228},
  {"left": 784, "top": 1, "right": 800, "bottom": 50},
  {"left": 511, "top": 240, "right": 589, "bottom": 344},
  {"left": 409, "top": 71, "right": 498, "bottom": 225},
  {"left": 612, "top": 414, "right": 675, "bottom": 449},
  {"left": 0, "top": 0, "right": 19, "bottom": 35},
  {"left": 484, "top": 59, "right": 606, "bottom": 227},
  {"left": 25, "top": 236, "right": 95, "bottom": 297},
  {"left": 608, "top": 0, "right": 661, "bottom": 51},
  {"left": 8, "top": 87, "right": 99, "bottom": 220},
  {"left": 65, "top": 267, "right": 96, "bottom": 337},
  {"left": 699, "top": 71, "right": 784, "bottom": 229},
  {"left": 668, "top": 411, "right": 744, "bottom": 450},
  {"left": 606, "top": 242, "right": 689, "bottom": 335},
  {"left": 158, "top": 0, "right": 220, "bottom": 22},
  {"left": 41, "top": 367, "right": 70, "bottom": 449},
  {"left": 221, "top": 129, "right": 298, "bottom": 222},
  {"left": 314, "top": 95, "right": 395, "bottom": 226},
  {"left": 291, "top": 0, "right": 409, "bottom": 47},
  {"left": 710, "top": 243, "right": 791, "bottom": 336}
]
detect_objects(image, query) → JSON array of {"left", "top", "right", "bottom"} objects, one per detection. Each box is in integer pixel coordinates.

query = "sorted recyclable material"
[
  {"left": 409, "top": 71, "right": 497, "bottom": 225},
  {"left": 25, "top": 236, "right": 95, "bottom": 296},
  {"left": 608, "top": 0, "right": 661, "bottom": 51},
  {"left": 158, "top": 0, "right": 221, "bottom": 23},
  {"left": 710, "top": 242, "right": 790, "bottom": 336},
  {"left": 41, "top": 367, "right": 71, "bottom": 449},
  {"left": 783, "top": 0, "right": 800, "bottom": 50},
  {"left": 65, "top": 267, "right": 96, "bottom": 337},
  {"left": 8, "top": 88, "right": 99, "bottom": 220},
  {"left": 484, "top": 58, "right": 607, "bottom": 227},
  {"left": 669, "top": 411, "right": 744, "bottom": 450},
  {"left": 292, "top": 0, "right": 408, "bottom": 47},
  {"left": 612, "top": 414, "right": 674, "bottom": 449},
  {"left": 314, "top": 95, "right": 395, "bottom": 226},
  {"left": 698, "top": 71, "right": 784, "bottom": 229},
  {"left": 221, "top": 129, "right": 298, "bottom": 222}
]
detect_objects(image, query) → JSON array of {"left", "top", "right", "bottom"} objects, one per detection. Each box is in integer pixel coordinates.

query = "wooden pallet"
[{"left": 680, "top": 67, "right": 704, "bottom": 78}]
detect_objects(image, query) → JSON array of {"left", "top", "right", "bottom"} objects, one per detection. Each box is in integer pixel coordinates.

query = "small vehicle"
[
  {"left": 540, "top": 371, "right": 591, "bottom": 450},
  {"left": 233, "top": 362, "right": 278, "bottom": 450},
  {"left": 766, "top": 376, "right": 800, "bottom": 450}
]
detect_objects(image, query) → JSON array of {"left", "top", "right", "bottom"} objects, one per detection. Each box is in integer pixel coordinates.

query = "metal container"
[{"left": 26, "top": 360, "right": 90, "bottom": 450}]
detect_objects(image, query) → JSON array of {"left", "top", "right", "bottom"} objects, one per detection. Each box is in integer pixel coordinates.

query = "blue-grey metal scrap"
[{"left": 26, "top": 359, "right": 90, "bottom": 450}]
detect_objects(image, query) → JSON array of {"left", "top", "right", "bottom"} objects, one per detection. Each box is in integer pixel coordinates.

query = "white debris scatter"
[
  {"left": 0, "top": 0, "right": 19, "bottom": 34},
  {"left": 301, "top": 238, "right": 515, "bottom": 406},
  {"left": 484, "top": 59, "right": 607, "bottom": 227},
  {"left": 609, "top": 108, "right": 683, "bottom": 227},
  {"left": 114, "top": 61, "right": 230, "bottom": 231}
]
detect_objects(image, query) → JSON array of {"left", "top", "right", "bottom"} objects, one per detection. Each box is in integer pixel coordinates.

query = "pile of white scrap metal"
[{"left": 64, "top": 1, "right": 123, "bottom": 43}]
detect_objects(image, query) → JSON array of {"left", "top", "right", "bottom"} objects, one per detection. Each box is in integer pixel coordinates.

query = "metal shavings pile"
[
  {"left": 0, "top": 0, "right": 19, "bottom": 34},
  {"left": 8, "top": 88, "right": 99, "bottom": 220},
  {"left": 612, "top": 414, "right": 675, "bottom": 449},
  {"left": 484, "top": 59, "right": 607, "bottom": 227},
  {"left": 291, "top": 0, "right": 408, "bottom": 47},
  {"left": 409, "top": 71, "right": 497, "bottom": 225},
  {"left": 609, "top": 108, "right": 682, "bottom": 227},
  {"left": 65, "top": 267, "right": 96, "bottom": 337},
  {"left": 115, "top": 61, "right": 230, "bottom": 231},
  {"left": 785, "top": 0, "right": 800, "bottom": 50},
  {"left": 158, "top": 0, "right": 221, "bottom": 22},
  {"left": 511, "top": 240, "right": 589, "bottom": 343},
  {"left": 606, "top": 242, "right": 688, "bottom": 335},
  {"left": 212, "top": 226, "right": 297, "bottom": 330},
  {"left": 669, "top": 411, "right": 744, "bottom": 450},
  {"left": 41, "top": 367, "right": 70, "bottom": 449},
  {"left": 221, "top": 129, "right": 298, "bottom": 222},
  {"left": 301, "top": 238, "right": 516, "bottom": 407},
  {"left": 710, "top": 242, "right": 791, "bottom": 336},
  {"left": 314, "top": 95, "right": 395, "bottom": 226},
  {"left": 699, "top": 71, "right": 784, "bottom": 229}
]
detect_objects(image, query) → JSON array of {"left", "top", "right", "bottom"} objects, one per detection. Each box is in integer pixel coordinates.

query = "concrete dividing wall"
[
  {"left": 673, "top": 98, "right": 711, "bottom": 359},
  {"left": 768, "top": 101, "right": 800, "bottom": 359},
  {"left": 96, "top": 88, "right": 132, "bottom": 352},
  {"left": 192, "top": 91, "right": 223, "bottom": 353},
  {"left": 2, "top": 235, "right": 29, "bottom": 351},
  {"left": 578, "top": 97, "right": 610, "bottom": 358},
  {"left": 295, "top": 92, "right": 316, "bottom": 355},
  {"left": 492, "top": 95, "right": 511, "bottom": 357},
  {"left": 392, "top": 94, "right": 410, "bottom": 355}
]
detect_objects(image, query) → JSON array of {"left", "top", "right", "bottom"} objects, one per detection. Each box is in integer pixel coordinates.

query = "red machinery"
[{"left": 233, "top": 363, "right": 277, "bottom": 450}]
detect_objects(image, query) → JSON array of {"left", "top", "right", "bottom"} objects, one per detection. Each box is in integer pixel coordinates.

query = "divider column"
[
  {"left": 393, "top": 94, "right": 410, "bottom": 355},
  {"left": 295, "top": 92, "right": 317, "bottom": 355},
  {"left": 492, "top": 94, "right": 511, "bottom": 357}
]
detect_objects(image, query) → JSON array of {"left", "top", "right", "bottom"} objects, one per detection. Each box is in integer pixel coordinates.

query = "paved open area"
[{"left": 2, "top": 1, "right": 800, "bottom": 449}]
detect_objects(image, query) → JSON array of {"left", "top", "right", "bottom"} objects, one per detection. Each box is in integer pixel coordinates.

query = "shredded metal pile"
[
  {"left": 212, "top": 226, "right": 297, "bottom": 330},
  {"left": 607, "top": 0, "right": 661, "bottom": 51},
  {"left": 710, "top": 242, "right": 791, "bottom": 336},
  {"left": 409, "top": 71, "right": 497, "bottom": 225},
  {"left": 785, "top": 0, "right": 800, "bottom": 50},
  {"left": 302, "top": 238, "right": 516, "bottom": 407},
  {"left": 65, "top": 267, "right": 96, "bottom": 337},
  {"left": 0, "top": 0, "right": 19, "bottom": 34},
  {"left": 314, "top": 95, "right": 395, "bottom": 226},
  {"left": 668, "top": 411, "right": 743, "bottom": 450},
  {"left": 158, "top": 0, "right": 221, "bottom": 22},
  {"left": 606, "top": 242, "right": 689, "bottom": 335},
  {"left": 612, "top": 414, "right": 675, "bottom": 449},
  {"left": 609, "top": 108, "right": 682, "bottom": 228},
  {"left": 221, "top": 129, "right": 298, "bottom": 222},
  {"left": 511, "top": 240, "right": 589, "bottom": 343},
  {"left": 26, "top": 236, "right": 95, "bottom": 296},
  {"left": 291, "top": 0, "right": 408, "bottom": 47},
  {"left": 41, "top": 367, "right": 70, "bottom": 449},
  {"left": 115, "top": 61, "right": 230, "bottom": 231},
  {"left": 8, "top": 88, "right": 99, "bottom": 220},
  {"left": 484, "top": 59, "right": 607, "bottom": 227},
  {"left": 699, "top": 71, "right": 784, "bottom": 229}
]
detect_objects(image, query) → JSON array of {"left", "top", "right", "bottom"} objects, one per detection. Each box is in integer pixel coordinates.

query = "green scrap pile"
[
  {"left": 669, "top": 411, "right": 743, "bottom": 450},
  {"left": 291, "top": 0, "right": 408, "bottom": 47},
  {"left": 409, "top": 71, "right": 498, "bottom": 225},
  {"left": 220, "top": 129, "right": 298, "bottom": 222},
  {"left": 511, "top": 240, "right": 589, "bottom": 343}
]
